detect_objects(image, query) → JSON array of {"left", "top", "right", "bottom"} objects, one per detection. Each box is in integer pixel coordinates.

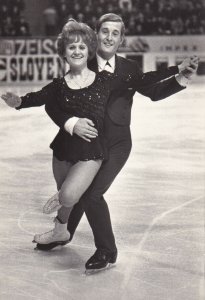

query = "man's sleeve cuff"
[{"left": 64, "top": 117, "right": 79, "bottom": 135}]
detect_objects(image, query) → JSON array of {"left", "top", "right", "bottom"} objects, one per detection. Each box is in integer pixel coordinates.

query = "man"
[{"left": 36, "top": 14, "right": 198, "bottom": 272}]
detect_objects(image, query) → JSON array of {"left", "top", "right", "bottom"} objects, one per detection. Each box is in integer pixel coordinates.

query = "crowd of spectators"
[
  {"left": 45, "top": 0, "right": 205, "bottom": 36},
  {"left": 0, "top": 0, "right": 204, "bottom": 37},
  {"left": 0, "top": 0, "right": 30, "bottom": 36}
]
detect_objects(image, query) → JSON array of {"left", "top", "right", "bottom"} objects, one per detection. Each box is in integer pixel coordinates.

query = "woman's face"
[{"left": 64, "top": 37, "right": 89, "bottom": 69}]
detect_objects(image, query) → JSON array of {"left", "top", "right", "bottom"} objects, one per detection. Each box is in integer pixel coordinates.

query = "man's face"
[{"left": 97, "top": 21, "right": 123, "bottom": 59}]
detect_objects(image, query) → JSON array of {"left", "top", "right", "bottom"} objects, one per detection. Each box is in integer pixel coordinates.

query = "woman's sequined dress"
[{"left": 18, "top": 71, "right": 112, "bottom": 162}]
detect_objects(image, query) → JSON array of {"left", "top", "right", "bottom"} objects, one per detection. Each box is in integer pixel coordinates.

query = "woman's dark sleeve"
[
  {"left": 45, "top": 96, "right": 74, "bottom": 129},
  {"left": 15, "top": 81, "right": 57, "bottom": 110}
]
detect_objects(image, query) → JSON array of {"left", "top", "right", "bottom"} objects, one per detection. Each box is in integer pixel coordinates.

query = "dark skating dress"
[{"left": 17, "top": 71, "right": 112, "bottom": 163}]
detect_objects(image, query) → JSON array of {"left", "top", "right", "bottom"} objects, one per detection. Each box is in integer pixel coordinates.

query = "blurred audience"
[
  {"left": 50, "top": 0, "right": 205, "bottom": 35},
  {"left": 0, "top": 0, "right": 204, "bottom": 36},
  {"left": 0, "top": 0, "right": 30, "bottom": 36},
  {"left": 43, "top": 5, "right": 58, "bottom": 36}
]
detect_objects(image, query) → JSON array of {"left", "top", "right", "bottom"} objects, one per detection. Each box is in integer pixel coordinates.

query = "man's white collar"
[{"left": 96, "top": 54, "right": 115, "bottom": 72}]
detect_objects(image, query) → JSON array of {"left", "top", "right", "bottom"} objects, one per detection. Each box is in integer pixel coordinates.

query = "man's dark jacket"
[{"left": 45, "top": 55, "right": 184, "bottom": 129}]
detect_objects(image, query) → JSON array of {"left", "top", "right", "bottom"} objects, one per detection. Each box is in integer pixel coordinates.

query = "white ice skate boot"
[
  {"left": 43, "top": 192, "right": 62, "bottom": 214},
  {"left": 33, "top": 218, "right": 70, "bottom": 245}
]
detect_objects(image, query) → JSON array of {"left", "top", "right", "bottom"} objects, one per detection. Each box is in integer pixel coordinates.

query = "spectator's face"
[
  {"left": 97, "top": 21, "right": 123, "bottom": 59},
  {"left": 65, "top": 37, "right": 89, "bottom": 69},
  {"left": 2, "top": 5, "right": 8, "bottom": 12}
]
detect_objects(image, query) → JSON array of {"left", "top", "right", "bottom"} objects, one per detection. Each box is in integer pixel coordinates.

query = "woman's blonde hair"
[{"left": 57, "top": 19, "right": 97, "bottom": 61}]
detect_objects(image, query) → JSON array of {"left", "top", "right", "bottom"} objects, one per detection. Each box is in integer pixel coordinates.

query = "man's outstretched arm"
[
  {"left": 137, "top": 56, "right": 199, "bottom": 101},
  {"left": 137, "top": 56, "right": 198, "bottom": 87}
]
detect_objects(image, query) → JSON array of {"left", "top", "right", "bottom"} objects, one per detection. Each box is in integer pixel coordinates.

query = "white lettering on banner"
[{"left": 0, "top": 55, "right": 66, "bottom": 82}]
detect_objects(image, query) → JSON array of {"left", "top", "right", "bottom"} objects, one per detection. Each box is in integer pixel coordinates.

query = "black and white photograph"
[{"left": 0, "top": 0, "right": 204, "bottom": 299}]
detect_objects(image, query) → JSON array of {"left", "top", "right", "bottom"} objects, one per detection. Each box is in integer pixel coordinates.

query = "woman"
[{"left": 1, "top": 19, "right": 113, "bottom": 245}]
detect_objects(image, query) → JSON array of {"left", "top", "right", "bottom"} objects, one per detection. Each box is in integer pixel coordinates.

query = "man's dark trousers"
[{"left": 68, "top": 114, "right": 132, "bottom": 253}]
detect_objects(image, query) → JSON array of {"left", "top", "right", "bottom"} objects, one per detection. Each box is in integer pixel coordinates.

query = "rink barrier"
[{"left": 0, "top": 52, "right": 204, "bottom": 84}]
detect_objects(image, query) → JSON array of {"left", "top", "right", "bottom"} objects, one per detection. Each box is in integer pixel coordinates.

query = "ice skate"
[
  {"left": 85, "top": 262, "right": 116, "bottom": 275},
  {"left": 34, "top": 239, "right": 70, "bottom": 251},
  {"left": 43, "top": 192, "right": 62, "bottom": 214},
  {"left": 85, "top": 249, "right": 117, "bottom": 275},
  {"left": 33, "top": 218, "right": 70, "bottom": 247}
]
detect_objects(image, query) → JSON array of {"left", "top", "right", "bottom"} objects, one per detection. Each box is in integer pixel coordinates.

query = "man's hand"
[
  {"left": 178, "top": 55, "right": 199, "bottom": 79},
  {"left": 73, "top": 118, "right": 98, "bottom": 142},
  {"left": 1, "top": 92, "right": 22, "bottom": 108},
  {"left": 178, "top": 57, "right": 192, "bottom": 73}
]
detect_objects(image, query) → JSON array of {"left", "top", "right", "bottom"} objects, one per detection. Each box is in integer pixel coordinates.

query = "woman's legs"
[
  {"left": 34, "top": 158, "right": 102, "bottom": 244},
  {"left": 43, "top": 156, "right": 73, "bottom": 214},
  {"left": 43, "top": 156, "right": 102, "bottom": 225},
  {"left": 57, "top": 159, "right": 102, "bottom": 223},
  {"left": 52, "top": 156, "right": 73, "bottom": 190}
]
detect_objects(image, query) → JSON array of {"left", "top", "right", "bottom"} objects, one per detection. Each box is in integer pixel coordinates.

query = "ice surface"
[{"left": 0, "top": 82, "right": 204, "bottom": 300}]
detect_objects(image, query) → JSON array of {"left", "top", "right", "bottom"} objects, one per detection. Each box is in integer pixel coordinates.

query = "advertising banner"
[
  {"left": 0, "top": 36, "right": 204, "bottom": 83},
  {"left": 1, "top": 36, "right": 204, "bottom": 56},
  {"left": 0, "top": 55, "right": 66, "bottom": 83},
  {"left": 121, "top": 35, "right": 205, "bottom": 53},
  {"left": 0, "top": 38, "right": 57, "bottom": 55}
]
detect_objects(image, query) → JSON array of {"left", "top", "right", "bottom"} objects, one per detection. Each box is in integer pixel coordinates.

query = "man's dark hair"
[{"left": 96, "top": 13, "right": 125, "bottom": 36}]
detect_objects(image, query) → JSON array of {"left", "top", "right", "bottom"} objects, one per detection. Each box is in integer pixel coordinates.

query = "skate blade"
[
  {"left": 85, "top": 263, "right": 116, "bottom": 275},
  {"left": 34, "top": 240, "right": 69, "bottom": 251}
]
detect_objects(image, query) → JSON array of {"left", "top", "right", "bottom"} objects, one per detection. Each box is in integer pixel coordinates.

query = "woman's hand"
[{"left": 1, "top": 92, "right": 22, "bottom": 108}]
